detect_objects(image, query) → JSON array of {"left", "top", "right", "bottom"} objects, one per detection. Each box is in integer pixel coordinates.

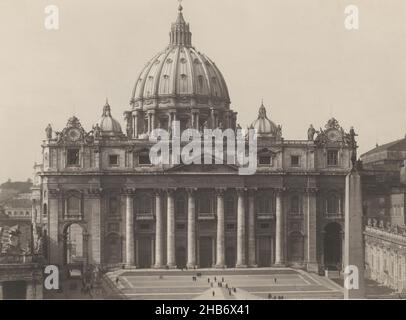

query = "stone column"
[
  {"left": 275, "top": 190, "right": 285, "bottom": 266},
  {"left": 215, "top": 189, "right": 225, "bottom": 268},
  {"left": 0, "top": 282, "right": 3, "bottom": 299},
  {"left": 305, "top": 187, "right": 318, "bottom": 272},
  {"left": 151, "top": 110, "right": 156, "bottom": 132},
  {"left": 133, "top": 111, "right": 138, "bottom": 138},
  {"left": 187, "top": 189, "right": 196, "bottom": 268},
  {"left": 344, "top": 169, "right": 365, "bottom": 299},
  {"left": 236, "top": 189, "right": 247, "bottom": 267},
  {"left": 248, "top": 190, "right": 257, "bottom": 267},
  {"left": 147, "top": 113, "right": 151, "bottom": 134},
  {"left": 166, "top": 190, "right": 176, "bottom": 268},
  {"left": 125, "top": 192, "right": 135, "bottom": 266},
  {"left": 154, "top": 190, "right": 164, "bottom": 268},
  {"left": 196, "top": 112, "right": 200, "bottom": 130}
]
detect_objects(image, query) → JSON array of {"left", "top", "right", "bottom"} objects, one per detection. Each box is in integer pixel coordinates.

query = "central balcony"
[
  {"left": 198, "top": 212, "right": 216, "bottom": 220},
  {"left": 136, "top": 212, "right": 155, "bottom": 221},
  {"left": 257, "top": 212, "right": 275, "bottom": 220}
]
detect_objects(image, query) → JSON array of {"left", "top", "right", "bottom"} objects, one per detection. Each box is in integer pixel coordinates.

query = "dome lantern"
[{"left": 170, "top": 3, "right": 192, "bottom": 47}]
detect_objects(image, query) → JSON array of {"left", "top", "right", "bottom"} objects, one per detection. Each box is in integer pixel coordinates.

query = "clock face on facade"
[
  {"left": 327, "top": 129, "right": 340, "bottom": 142},
  {"left": 67, "top": 128, "right": 81, "bottom": 142}
]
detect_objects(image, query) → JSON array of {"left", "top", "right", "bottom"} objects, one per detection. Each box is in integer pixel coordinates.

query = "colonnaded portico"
[{"left": 121, "top": 187, "right": 288, "bottom": 269}]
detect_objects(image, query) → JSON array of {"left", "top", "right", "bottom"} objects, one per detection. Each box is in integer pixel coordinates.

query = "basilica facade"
[{"left": 37, "top": 5, "right": 357, "bottom": 273}]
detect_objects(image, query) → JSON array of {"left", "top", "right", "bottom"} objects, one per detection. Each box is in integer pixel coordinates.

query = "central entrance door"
[
  {"left": 225, "top": 246, "right": 236, "bottom": 267},
  {"left": 258, "top": 236, "right": 273, "bottom": 267},
  {"left": 138, "top": 237, "right": 152, "bottom": 268},
  {"left": 199, "top": 237, "right": 213, "bottom": 268},
  {"left": 176, "top": 247, "right": 186, "bottom": 268}
]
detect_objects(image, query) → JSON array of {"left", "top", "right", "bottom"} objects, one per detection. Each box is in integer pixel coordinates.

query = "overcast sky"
[{"left": 0, "top": 0, "right": 405, "bottom": 182}]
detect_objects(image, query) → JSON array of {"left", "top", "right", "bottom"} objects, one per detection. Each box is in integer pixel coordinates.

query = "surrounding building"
[
  {"left": 38, "top": 4, "right": 358, "bottom": 273},
  {"left": 0, "top": 207, "right": 43, "bottom": 299},
  {"left": 365, "top": 220, "right": 406, "bottom": 292},
  {"left": 361, "top": 137, "right": 406, "bottom": 226},
  {"left": 2, "top": 193, "right": 32, "bottom": 220},
  {"left": 361, "top": 137, "right": 406, "bottom": 292}
]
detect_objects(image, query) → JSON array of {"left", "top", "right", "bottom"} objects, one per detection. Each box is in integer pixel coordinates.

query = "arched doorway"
[
  {"left": 64, "top": 223, "right": 86, "bottom": 265},
  {"left": 258, "top": 236, "right": 272, "bottom": 267},
  {"left": 138, "top": 237, "right": 152, "bottom": 268},
  {"left": 105, "top": 233, "right": 122, "bottom": 264},
  {"left": 288, "top": 232, "right": 304, "bottom": 263},
  {"left": 323, "top": 223, "right": 342, "bottom": 270},
  {"left": 225, "top": 246, "right": 236, "bottom": 267},
  {"left": 176, "top": 247, "right": 186, "bottom": 269},
  {"left": 199, "top": 237, "right": 213, "bottom": 268}
]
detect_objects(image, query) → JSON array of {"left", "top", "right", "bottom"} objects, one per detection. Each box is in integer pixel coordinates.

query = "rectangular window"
[
  {"left": 176, "top": 223, "right": 185, "bottom": 230},
  {"left": 109, "top": 155, "right": 119, "bottom": 166},
  {"left": 291, "top": 155, "right": 300, "bottom": 167},
  {"left": 140, "top": 223, "right": 150, "bottom": 230},
  {"left": 67, "top": 148, "right": 80, "bottom": 166},
  {"left": 259, "top": 155, "right": 271, "bottom": 165},
  {"left": 226, "top": 223, "right": 235, "bottom": 230},
  {"left": 139, "top": 152, "right": 151, "bottom": 165},
  {"left": 327, "top": 150, "right": 338, "bottom": 166}
]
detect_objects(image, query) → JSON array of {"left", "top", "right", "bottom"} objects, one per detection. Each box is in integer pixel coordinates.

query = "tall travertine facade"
[{"left": 38, "top": 5, "right": 357, "bottom": 272}]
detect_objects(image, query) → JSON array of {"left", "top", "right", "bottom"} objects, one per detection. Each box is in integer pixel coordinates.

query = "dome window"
[
  {"left": 180, "top": 58, "right": 187, "bottom": 64},
  {"left": 166, "top": 59, "right": 173, "bottom": 64},
  {"left": 163, "top": 74, "right": 170, "bottom": 79},
  {"left": 180, "top": 74, "right": 187, "bottom": 80},
  {"left": 193, "top": 58, "right": 200, "bottom": 65},
  {"left": 198, "top": 75, "right": 204, "bottom": 88}
]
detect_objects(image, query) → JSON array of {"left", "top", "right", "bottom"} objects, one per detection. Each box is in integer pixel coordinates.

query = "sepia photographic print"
[{"left": 0, "top": 0, "right": 405, "bottom": 310}]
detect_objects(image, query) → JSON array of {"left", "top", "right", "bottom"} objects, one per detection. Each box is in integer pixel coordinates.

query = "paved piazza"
[{"left": 105, "top": 268, "right": 343, "bottom": 300}]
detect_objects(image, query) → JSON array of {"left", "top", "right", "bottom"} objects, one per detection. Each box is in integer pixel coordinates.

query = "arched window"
[
  {"left": 327, "top": 194, "right": 340, "bottom": 214},
  {"left": 67, "top": 195, "right": 81, "bottom": 217},
  {"left": 199, "top": 192, "right": 213, "bottom": 213},
  {"left": 138, "top": 193, "right": 152, "bottom": 215},
  {"left": 225, "top": 194, "right": 236, "bottom": 217},
  {"left": 43, "top": 203, "right": 47, "bottom": 216},
  {"left": 257, "top": 193, "right": 273, "bottom": 214},
  {"left": 176, "top": 194, "right": 186, "bottom": 217},
  {"left": 290, "top": 195, "right": 301, "bottom": 214},
  {"left": 109, "top": 196, "right": 119, "bottom": 216}
]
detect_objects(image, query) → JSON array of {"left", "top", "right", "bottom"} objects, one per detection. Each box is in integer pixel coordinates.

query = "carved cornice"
[{"left": 121, "top": 188, "right": 136, "bottom": 196}]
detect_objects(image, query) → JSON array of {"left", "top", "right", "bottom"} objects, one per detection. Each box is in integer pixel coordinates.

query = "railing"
[
  {"left": 63, "top": 214, "right": 84, "bottom": 221},
  {"left": 257, "top": 212, "right": 275, "bottom": 220},
  {"left": 198, "top": 212, "right": 216, "bottom": 220},
  {"left": 0, "top": 254, "right": 44, "bottom": 264},
  {"left": 136, "top": 213, "right": 155, "bottom": 220},
  {"left": 325, "top": 213, "right": 343, "bottom": 219}
]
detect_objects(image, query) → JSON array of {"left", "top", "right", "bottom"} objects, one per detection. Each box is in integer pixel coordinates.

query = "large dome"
[{"left": 130, "top": 5, "right": 230, "bottom": 109}]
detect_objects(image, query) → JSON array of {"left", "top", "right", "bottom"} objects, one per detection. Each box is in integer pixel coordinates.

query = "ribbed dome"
[
  {"left": 251, "top": 103, "right": 280, "bottom": 136},
  {"left": 99, "top": 101, "right": 123, "bottom": 136},
  {"left": 130, "top": 5, "right": 230, "bottom": 109}
]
